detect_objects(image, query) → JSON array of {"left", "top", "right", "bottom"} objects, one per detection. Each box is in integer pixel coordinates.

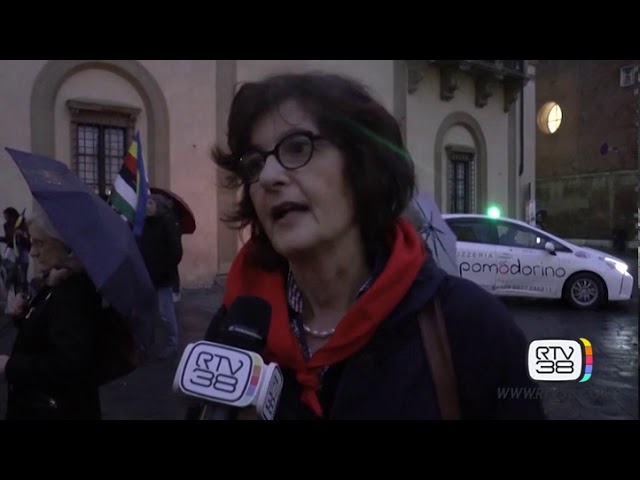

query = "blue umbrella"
[
  {"left": 5, "top": 147, "right": 158, "bottom": 351},
  {"left": 410, "top": 190, "right": 459, "bottom": 277}
]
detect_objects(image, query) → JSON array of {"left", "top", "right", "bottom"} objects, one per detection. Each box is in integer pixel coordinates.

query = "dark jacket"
[
  {"left": 0, "top": 221, "right": 15, "bottom": 245},
  {"left": 4, "top": 272, "right": 102, "bottom": 420},
  {"left": 138, "top": 214, "right": 183, "bottom": 288},
  {"left": 1, "top": 221, "right": 31, "bottom": 252},
  {"left": 199, "top": 257, "right": 546, "bottom": 420},
  {"left": 1, "top": 222, "right": 31, "bottom": 295}
]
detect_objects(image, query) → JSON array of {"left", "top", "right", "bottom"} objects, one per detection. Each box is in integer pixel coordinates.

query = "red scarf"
[{"left": 222, "top": 219, "right": 426, "bottom": 417}]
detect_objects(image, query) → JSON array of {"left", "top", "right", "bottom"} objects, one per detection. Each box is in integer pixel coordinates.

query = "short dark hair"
[
  {"left": 211, "top": 72, "right": 416, "bottom": 269},
  {"left": 3, "top": 207, "right": 20, "bottom": 223}
]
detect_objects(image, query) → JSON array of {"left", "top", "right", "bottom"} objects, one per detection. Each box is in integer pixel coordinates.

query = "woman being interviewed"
[{"left": 205, "top": 72, "right": 545, "bottom": 420}]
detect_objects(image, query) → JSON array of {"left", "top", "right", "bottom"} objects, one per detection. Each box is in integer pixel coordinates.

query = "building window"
[
  {"left": 75, "top": 124, "right": 127, "bottom": 199},
  {"left": 537, "top": 101, "right": 563, "bottom": 134},
  {"left": 447, "top": 148, "right": 476, "bottom": 213},
  {"left": 66, "top": 100, "right": 141, "bottom": 200}
]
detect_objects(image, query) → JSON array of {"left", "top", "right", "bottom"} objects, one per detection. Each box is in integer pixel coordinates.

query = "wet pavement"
[
  {"left": 505, "top": 299, "right": 637, "bottom": 420},
  {"left": 0, "top": 250, "right": 637, "bottom": 420},
  {"left": 504, "top": 250, "right": 638, "bottom": 420}
]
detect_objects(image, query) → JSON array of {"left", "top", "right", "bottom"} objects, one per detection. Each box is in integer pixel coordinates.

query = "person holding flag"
[
  {"left": 137, "top": 193, "right": 183, "bottom": 359},
  {"left": 108, "top": 132, "right": 154, "bottom": 353},
  {"left": 108, "top": 133, "right": 181, "bottom": 359}
]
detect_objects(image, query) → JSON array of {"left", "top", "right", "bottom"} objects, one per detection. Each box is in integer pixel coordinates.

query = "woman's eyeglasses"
[{"left": 239, "top": 131, "right": 325, "bottom": 184}]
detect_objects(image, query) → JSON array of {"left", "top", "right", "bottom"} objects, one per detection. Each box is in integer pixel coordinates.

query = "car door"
[
  {"left": 445, "top": 217, "right": 499, "bottom": 292},
  {"left": 494, "top": 220, "right": 565, "bottom": 297}
]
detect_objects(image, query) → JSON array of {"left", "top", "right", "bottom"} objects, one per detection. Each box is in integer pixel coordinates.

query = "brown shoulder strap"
[{"left": 418, "top": 298, "right": 461, "bottom": 420}]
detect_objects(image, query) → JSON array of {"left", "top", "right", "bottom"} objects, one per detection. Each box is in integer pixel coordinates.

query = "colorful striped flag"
[{"left": 108, "top": 131, "right": 149, "bottom": 237}]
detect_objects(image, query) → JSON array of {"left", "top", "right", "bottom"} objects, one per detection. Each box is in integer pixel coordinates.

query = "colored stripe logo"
[
  {"left": 244, "top": 361, "right": 263, "bottom": 401},
  {"left": 579, "top": 338, "right": 592, "bottom": 382}
]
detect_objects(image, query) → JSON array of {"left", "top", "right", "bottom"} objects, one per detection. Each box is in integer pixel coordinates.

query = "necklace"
[{"left": 302, "top": 322, "right": 336, "bottom": 338}]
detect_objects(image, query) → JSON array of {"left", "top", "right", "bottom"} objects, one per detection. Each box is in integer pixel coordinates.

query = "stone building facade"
[{"left": 0, "top": 60, "right": 536, "bottom": 287}]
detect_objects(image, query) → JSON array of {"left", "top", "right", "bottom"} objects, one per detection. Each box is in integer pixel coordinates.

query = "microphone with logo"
[{"left": 173, "top": 296, "right": 283, "bottom": 420}]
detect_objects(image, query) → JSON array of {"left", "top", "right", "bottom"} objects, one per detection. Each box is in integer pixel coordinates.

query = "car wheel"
[{"left": 563, "top": 272, "right": 606, "bottom": 309}]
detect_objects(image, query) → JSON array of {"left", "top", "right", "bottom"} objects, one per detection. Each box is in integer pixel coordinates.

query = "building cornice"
[{"left": 405, "top": 60, "right": 530, "bottom": 112}]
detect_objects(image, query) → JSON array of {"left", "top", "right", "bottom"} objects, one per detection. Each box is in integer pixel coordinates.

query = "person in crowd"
[
  {"left": 138, "top": 194, "right": 183, "bottom": 359},
  {"left": 167, "top": 199, "right": 183, "bottom": 303},
  {"left": 0, "top": 204, "right": 103, "bottom": 419},
  {"left": 1, "top": 207, "right": 31, "bottom": 310}
]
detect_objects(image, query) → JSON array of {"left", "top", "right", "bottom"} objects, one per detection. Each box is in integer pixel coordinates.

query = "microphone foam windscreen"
[{"left": 222, "top": 296, "right": 272, "bottom": 351}]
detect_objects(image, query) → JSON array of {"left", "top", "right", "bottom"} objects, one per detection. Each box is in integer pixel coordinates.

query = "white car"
[{"left": 442, "top": 213, "right": 634, "bottom": 309}]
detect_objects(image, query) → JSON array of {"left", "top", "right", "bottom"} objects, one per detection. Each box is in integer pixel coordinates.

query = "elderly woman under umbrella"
[{"left": 0, "top": 202, "right": 104, "bottom": 419}]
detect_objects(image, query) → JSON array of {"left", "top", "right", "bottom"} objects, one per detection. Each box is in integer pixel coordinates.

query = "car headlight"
[{"left": 602, "top": 256, "right": 628, "bottom": 274}]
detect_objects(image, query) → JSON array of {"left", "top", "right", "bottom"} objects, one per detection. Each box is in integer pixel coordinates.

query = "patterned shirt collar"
[{"left": 286, "top": 245, "right": 390, "bottom": 315}]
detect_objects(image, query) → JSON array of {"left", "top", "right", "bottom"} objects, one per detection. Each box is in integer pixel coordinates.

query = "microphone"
[{"left": 173, "top": 296, "right": 283, "bottom": 420}]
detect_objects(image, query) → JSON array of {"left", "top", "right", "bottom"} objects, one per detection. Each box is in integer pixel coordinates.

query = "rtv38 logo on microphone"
[
  {"left": 174, "top": 341, "right": 283, "bottom": 418},
  {"left": 191, "top": 348, "right": 250, "bottom": 400},
  {"left": 180, "top": 342, "right": 263, "bottom": 406}
]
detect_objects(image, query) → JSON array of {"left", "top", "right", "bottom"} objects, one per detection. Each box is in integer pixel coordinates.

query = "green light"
[{"left": 487, "top": 206, "right": 501, "bottom": 218}]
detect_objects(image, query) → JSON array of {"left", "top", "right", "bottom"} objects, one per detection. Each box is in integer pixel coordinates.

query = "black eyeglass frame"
[{"left": 238, "top": 130, "right": 326, "bottom": 184}]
